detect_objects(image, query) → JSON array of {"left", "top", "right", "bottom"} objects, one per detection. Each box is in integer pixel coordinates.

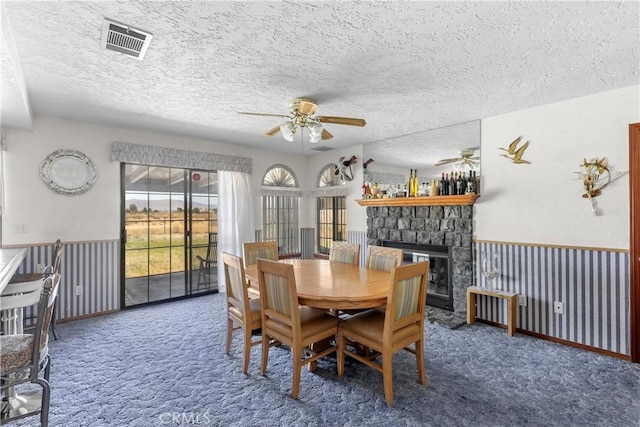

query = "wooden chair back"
[
  {"left": 384, "top": 261, "right": 429, "bottom": 339},
  {"left": 329, "top": 241, "right": 360, "bottom": 266},
  {"left": 256, "top": 258, "right": 300, "bottom": 344},
  {"left": 243, "top": 241, "right": 279, "bottom": 268},
  {"left": 366, "top": 246, "right": 404, "bottom": 272},
  {"left": 222, "top": 252, "right": 250, "bottom": 319}
]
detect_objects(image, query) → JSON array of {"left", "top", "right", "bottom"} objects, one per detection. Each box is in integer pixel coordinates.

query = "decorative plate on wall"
[{"left": 40, "top": 149, "right": 98, "bottom": 195}]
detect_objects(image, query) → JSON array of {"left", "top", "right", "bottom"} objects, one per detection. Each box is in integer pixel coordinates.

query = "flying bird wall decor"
[{"left": 499, "top": 136, "right": 531, "bottom": 164}]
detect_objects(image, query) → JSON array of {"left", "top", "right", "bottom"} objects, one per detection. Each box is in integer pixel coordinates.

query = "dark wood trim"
[
  {"left": 475, "top": 319, "right": 631, "bottom": 361},
  {"left": 630, "top": 123, "right": 640, "bottom": 363}
]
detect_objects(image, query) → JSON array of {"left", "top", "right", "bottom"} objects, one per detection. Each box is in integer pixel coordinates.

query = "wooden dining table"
[{"left": 244, "top": 258, "right": 391, "bottom": 309}]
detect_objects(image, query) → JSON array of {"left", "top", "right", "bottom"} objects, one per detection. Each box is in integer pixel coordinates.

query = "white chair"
[
  {"left": 0, "top": 268, "right": 52, "bottom": 335},
  {"left": 0, "top": 274, "right": 60, "bottom": 426}
]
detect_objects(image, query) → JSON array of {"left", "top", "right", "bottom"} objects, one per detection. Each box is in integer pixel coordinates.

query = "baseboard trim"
[
  {"left": 57, "top": 309, "right": 120, "bottom": 323},
  {"left": 475, "top": 318, "right": 631, "bottom": 361}
]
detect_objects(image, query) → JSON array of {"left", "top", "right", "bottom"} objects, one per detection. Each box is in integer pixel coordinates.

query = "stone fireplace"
[{"left": 365, "top": 204, "right": 473, "bottom": 323}]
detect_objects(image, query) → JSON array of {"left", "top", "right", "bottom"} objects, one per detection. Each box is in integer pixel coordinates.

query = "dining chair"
[
  {"left": 337, "top": 260, "right": 430, "bottom": 407},
  {"left": 7, "top": 240, "right": 63, "bottom": 340},
  {"left": 222, "top": 252, "right": 263, "bottom": 374},
  {"left": 256, "top": 258, "right": 340, "bottom": 400},
  {"left": 0, "top": 274, "right": 60, "bottom": 426},
  {"left": 196, "top": 232, "right": 218, "bottom": 290},
  {"left": 243, "top": 241, "right": 279, "bottom": 268},
  {"left": 243, "top": 241, "right": 279, "bottom": 299},
  {"left": 329, "top": 241, "right": 360, "bottom": 266},
  {"left": 0, "top": 268, "right": 52, "bottom": 335},
  {"left": 366, "top": 245, "right": 404, "bottom": 272}
]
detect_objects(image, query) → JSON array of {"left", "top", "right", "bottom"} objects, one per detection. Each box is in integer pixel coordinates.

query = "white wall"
[
  {"left": 475, "top": 85, "right": 639, "bottom": 250},
  {"left": 3, "top": 116, "right": 307, "bottom": 245}
]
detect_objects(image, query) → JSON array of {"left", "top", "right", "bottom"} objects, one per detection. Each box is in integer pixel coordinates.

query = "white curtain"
[{"left": 217, "top": 171, "right": 255, "bottom": 292}]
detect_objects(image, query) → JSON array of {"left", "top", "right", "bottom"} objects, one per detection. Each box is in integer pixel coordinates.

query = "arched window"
[
  {"left": 317, "top": 163, "right": 344, "bottom": 187},
  {"left": 261, "top": 164, "right": 300, "bottom": 255},
  {"left": 262, "top": 164, "right": 298, "bottom": 187}
]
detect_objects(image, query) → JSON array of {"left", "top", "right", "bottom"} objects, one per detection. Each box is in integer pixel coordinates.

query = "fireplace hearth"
[{"left": 365, "top": 205, "right": 473, "bottom": 325}]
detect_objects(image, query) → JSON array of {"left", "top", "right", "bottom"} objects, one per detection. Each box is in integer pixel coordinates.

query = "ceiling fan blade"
[
  {"left": 317, "top": 116, "right": 367, "bottom": 127},
  {"left": 238, "top": 112, "right": 288, "bottom": 119},
  {"left": 321, "top": 129, "right": 333, "bottom": 140},
  {"left": 434, "top": 158, "right": 460, "bottom": 166},
  {"left": 264, "top": 125, "right": 281, "bottom": 137},
  {"left": 298, "top": 100, "right": 318, "bottom": 116}
]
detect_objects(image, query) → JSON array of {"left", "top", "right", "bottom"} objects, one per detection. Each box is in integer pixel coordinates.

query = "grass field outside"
[{"left": 125, "top": 211, "right": 217, "bottom": 278}]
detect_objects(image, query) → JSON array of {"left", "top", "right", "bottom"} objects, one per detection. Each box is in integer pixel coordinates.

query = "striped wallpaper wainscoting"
[
  {"left": 347, "top": 230, "right": 368, "bottom": 267},
  {"left": 16, "top": 240, "right": 119, "bottom": 322},
  {"left": 474, "top": 241, "right": 630, "bottom": 355},
  {"left": 300, "top": 228, "right": 315, "bottom": 259}
]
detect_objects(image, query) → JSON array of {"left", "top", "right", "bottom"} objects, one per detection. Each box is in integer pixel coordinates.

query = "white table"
[{"left": 0, "top": 248, "right": 27, "bottom": 294}]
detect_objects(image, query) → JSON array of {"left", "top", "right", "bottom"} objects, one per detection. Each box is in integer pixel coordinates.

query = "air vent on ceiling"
[
  {"left": 310, "top": 146, "right": 334, "bottom": 152},
  {"left": 100, "top": 18, "right": 153, "bottom": 60}
]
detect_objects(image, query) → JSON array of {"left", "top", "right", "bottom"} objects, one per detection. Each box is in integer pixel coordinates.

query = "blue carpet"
[{"left": 9, "top": 293, "right": 640, "bottom": 426}]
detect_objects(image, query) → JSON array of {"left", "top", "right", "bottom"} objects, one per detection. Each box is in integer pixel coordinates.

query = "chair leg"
[
  {"left": 336, "top": 331, "right": 345, "bottom": 378},
  {"left": 415, "top": 339, "right": 426, "bottom": 385},
  {"left": 43, "top": 355, "right": 51, "bottom": 381},
  {"left": 51, "top": 305, "right": 58, "bottom": 341},
  {"left": 225, "top": 318, "right": 233, "bottom": 355},
  {"left": 35, "top": 377, "right": 51, "bottom": 427},
  {"left": 242, "top": 327, "right": 252, "bottom": 375},
  {"left": 291, "top": 345, "right": 302, "bottom": 400},
  {"left": 382, "top": 351, "right": 394, "bottom": 407},
  {"left": 260, "top": 333, "right": 269, "bottom": 376}
]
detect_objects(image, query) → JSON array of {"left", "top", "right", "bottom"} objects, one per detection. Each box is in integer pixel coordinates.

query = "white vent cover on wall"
[{"left": 100, "top": 18, "right": 153, "bottom": 60}]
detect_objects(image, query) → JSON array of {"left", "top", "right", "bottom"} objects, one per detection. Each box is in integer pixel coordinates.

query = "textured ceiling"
[{"left": 1, "top": 1, "right": 638, "bottom": 168}]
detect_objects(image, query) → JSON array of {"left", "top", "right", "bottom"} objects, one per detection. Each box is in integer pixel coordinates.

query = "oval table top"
[{"left": 244, "top": 258, "right": 391, "bottom": 310}]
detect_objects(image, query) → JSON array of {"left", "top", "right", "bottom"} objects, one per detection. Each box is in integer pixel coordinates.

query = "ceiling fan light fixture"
[
  {"left": 309, "top": 133, "right": 322, "bottom": 144},
  {"left": 280, "top": 121, "right": 296, "bottom": 142},
  {"left": 307, "top": 122, "right": 323, "bottom": 141}
]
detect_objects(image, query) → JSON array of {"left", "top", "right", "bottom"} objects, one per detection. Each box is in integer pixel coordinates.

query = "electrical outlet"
[
  {"left": 75, "top": 286, "right": 83, "bottom": 296},
  {"left": 553, "top": 301, "right": 565, "bottom": 315},
  {"left": 12, "top": 223, "right": 28, "bottom": 233},
  {"left": 518, "top": 295, "right": 527, "bottom": 307},
  {"left": 36, "top": 263, "right": 46, "bottom": 273}
]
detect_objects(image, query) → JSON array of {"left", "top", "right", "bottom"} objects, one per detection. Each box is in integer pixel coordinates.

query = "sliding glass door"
[{"left": 121, "top": 164, "right": 218, "bottom": 307}]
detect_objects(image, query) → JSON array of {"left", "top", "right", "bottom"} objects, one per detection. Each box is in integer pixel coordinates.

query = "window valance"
[
  {"left": 310, "top": 188, "right": 348, "bottom": 197},
  {"left": 260, "top": 188, "right": 302, "bottom": 197},
  {"left": 111, "top": 141, "right": 252, "bottom": 174}
]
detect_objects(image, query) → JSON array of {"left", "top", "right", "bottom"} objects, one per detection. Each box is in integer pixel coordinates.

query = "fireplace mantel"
[{"left": 355, "top": 194, "right": 478, "bottom": 207}]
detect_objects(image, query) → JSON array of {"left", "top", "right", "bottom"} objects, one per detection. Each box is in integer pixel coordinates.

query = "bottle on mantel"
[
  {"left": 412, "top": 170, "right": 419, "bottom": 197},
  {"left": 449, "top": 172, "right": 456, "bottom": 195}
]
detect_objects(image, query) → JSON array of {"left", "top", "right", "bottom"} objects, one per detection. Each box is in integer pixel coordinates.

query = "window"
[
  {"left": 317, "top": 196, "right": 346, "bottom": 255},
  {"left": 316, "top": 163, "right": 346, "bottom": 255},
  {"left": 262, "top": 165, "right": 299, "bottom": 255}
]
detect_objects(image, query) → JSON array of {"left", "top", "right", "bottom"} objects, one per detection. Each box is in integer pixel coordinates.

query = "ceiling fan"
[
  {"left": 238, "top": 97, "right": 366, "bottom": 143},
  {"left": 435, "top": 149, "right": 480, "bottom": 168}
]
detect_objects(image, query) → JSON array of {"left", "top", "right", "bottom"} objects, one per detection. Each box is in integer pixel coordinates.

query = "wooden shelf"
[{"left": 355, "top": 194, "right": 479, "bottom": 207}]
